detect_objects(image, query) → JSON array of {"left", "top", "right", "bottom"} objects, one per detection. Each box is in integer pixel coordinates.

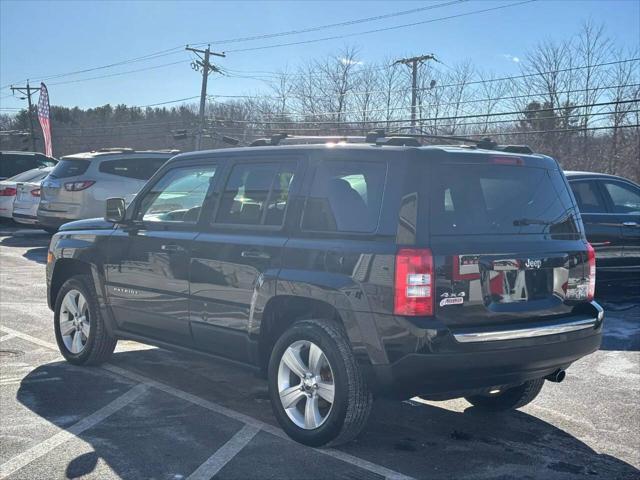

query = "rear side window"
[
  {"left": 99, "top": 157, "right": 167, "bottom": 180},
  {"left": 302, "top": 160, "right": 387, "bottom": 233},
  {"left": 570, "top": 180, "right": 607, "bottom": 213},
  {"left": 49, "top": 159, "right": 90, "bottom": 178},
  {"left": 602, "top": 181, "right": 640, "bottom": 214},
  {"left": 215, "top": 162, "right": 295, "bottom": 226},
  {"left": 431, "top": 163, "right": 579, "bottom": 236}
]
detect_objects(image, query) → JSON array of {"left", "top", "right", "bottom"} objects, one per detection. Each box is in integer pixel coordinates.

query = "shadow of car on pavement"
[{"left": 15, "top": 346, "right": 640, "bottom": 480}]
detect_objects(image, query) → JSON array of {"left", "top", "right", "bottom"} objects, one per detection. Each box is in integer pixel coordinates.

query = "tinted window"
[
  {"left": 49, "top": 159, "right": 90, "bottom": 178},
  {"left": 302, "top": 160, "right": 387, "bottom": 233},
  {"left": 215, "top": 162, "right": 295, "bottom": 226},
  {"left": 0, "top": 154, "right": 39, "bottom": 178},
  {"left": 99, "top": 157, "right": 167, "bottom": 180},
  {"left": 570, "top": 180, "right": 607, "bottom": 213},
  {"left": 139, "top": 166, "right": 216, "bottom": 223},
  {"left": 431, "top": 164, "right": 579, "bottom": 235},
  {"left": 603, "top": 181, "right": 640, "bottom": 214}
]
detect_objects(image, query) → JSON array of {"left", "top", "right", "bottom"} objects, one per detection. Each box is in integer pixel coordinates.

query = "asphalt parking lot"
[{"left": 0, "top": 226, "right": 638, "bottom": 480}]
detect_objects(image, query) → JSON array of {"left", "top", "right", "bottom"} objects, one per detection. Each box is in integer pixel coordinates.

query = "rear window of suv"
[
  {"left": 49, "top": 159, "right": 90, "bottom": 178},
  {"left": 430, "top": 162, "right": 579, "bottom": 236}
]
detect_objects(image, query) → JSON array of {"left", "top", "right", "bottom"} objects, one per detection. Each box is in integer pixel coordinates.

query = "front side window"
[
  {"left": 602, "top": 181, "right": 640, "bottom": 214},
  {"left": 302, "top": 160, "right": 387, "bottom": 233},
  {"left": 215, "top": 162, "right": 295, "bottom": 226},
  {"left": 138, "top": 166, "right": 216, "bottom": 223}
]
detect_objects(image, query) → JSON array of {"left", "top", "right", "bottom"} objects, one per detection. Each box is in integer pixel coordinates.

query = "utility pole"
[
  {"left": 10, "top": 81, "right": 38, "bottom": 151},
  {"left": 394, "top": 54, "right": 438, "bottom": 132},
  {"left": 186, "top": 44, "right": 225, "bottom": 150}
]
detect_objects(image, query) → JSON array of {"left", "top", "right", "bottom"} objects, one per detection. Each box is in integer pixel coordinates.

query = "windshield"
[
  {"left": 430, "top": 163, "right": 579, "bottom": 236},
  {"left": 49, "top": 159, "right": 90, "bottom": 178}
]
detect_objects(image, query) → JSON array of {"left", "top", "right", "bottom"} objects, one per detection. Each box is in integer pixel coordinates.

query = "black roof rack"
[{"left": 248, "top": 130, "right": 533, "bottom": 154}]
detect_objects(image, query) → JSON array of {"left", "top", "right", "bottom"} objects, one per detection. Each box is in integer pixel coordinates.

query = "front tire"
[
  {"left": 465, "top": 378, "right": 545, "bottom": 411},
  {"left": 54, "top": 275, "right": 117, "bottom": 365},
  {"left": 268, "top": 319, "right": 372, "bottom": 447}
]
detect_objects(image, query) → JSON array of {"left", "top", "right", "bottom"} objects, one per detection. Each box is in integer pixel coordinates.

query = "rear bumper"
[
  {"left": 36, "top": 213, "right": 75, "bottom": 229},
  {"left": 366, "top": 302, "right": 604, "bottom": 399},
  {"left": 12, "top": 212, "right": 38, "bottom": 225}
]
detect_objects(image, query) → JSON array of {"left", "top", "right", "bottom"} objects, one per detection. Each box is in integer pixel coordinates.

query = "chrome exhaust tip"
[{"left": 546, "top": 369, "right": 566, "bottom": 383}]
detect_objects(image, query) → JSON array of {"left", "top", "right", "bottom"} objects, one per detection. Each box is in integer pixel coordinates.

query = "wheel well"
[
  {"left": 50, "top": 259, "right": 92, "bottom": 307},
  {"left": 258, "top": 296, "right": 342, "bottom": 372}
]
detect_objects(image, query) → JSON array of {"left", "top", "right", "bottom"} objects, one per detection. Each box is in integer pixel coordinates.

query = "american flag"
[{"left": 37, "top": 83, "right": 53, "bottom": 157}]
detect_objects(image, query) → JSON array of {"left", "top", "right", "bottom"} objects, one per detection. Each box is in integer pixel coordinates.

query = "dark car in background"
[
  {"left": 566, "top": 171, "right": 640, "bottom": 285},
  {"left": 46, "top": 136, "right": 603, "bottom": 447},
  {"left": 0, "top": 151, "right": 57, "bottom": 180}
]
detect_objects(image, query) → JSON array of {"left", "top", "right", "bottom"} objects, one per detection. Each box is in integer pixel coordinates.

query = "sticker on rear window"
[{"left": 440, "top": 296, "right": 464, "bottom": 307}]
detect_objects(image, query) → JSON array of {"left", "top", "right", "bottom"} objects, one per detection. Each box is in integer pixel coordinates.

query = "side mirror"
[{"left": 105, "top": 197, "right": 127, "bottom": 223}]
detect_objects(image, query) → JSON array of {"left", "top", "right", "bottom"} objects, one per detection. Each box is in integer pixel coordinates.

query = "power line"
[
  {"left": 212, "top": 82, "right": 640, "bottom": 120},
  {"left": 1, "top": 47, "right": 186, "bottom": 90},
  {"left": 0, "top": 1, "right": 466, "bottom": 89},
  {"left": 193, "top": 1, "right": 468, "bottom": 47},
  {"left": 225, "top": 0, "right": 537, "bottom": 53},
  {"left": 205, "top": 99, "right": 640, "bottom": 126},
  {"left": 48, "top": 60, "right": 188, "bottom": 86}
]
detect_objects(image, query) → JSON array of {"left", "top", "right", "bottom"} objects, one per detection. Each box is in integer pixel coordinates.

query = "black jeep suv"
[{"left": 46, "top": 135, "right": 603, "bottom": 447}]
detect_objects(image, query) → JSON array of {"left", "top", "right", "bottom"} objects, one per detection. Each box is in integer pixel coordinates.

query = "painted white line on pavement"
[
  {"left": 0, "top": 333, "right": 14, "bottom": 342},
  {"left": 0, "top": 326, "right": 57, "bottom": 350},
  {"left": 0, "top": 384, "right": 147, "bottom": 479},
  {"left": 187, "top": 425, "right": 259, "bottom": 480},
  {"left": 0, "top": 325, "right": 416, "bottom": 480}
]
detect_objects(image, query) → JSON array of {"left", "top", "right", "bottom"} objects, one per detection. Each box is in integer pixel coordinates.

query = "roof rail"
[
  {"left": 390, "top": 129, "right": 534, "bottom": 154},
  {"left": 249, "top": 131, "right": 420, "bottom": 147},
  {"left": 96, "top": 147, "right": 135, "bottom": 153}
]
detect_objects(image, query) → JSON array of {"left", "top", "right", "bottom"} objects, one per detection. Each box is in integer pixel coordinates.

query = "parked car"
[
  {"left": 0, "top": 167, "right": 53, "bottom": 221},
  {"left": 12, "top": 166, "right": 55, "bottom": 226},
  {"left": 566, "top": 171, "right": 640, "bottom": 283},
  {"left": 0, "top": 151, "right": 57, "bottom": 180},
  {"left": 37, "top": 148, "right": 177, "bottom": 232},
  {"left": 46, "top": 136, "right": 603, "bottom": 447}
]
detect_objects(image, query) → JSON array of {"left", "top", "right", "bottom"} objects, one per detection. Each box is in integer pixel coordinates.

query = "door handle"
[
  {"left": 622, "top": 221, "right": 638, "bottom": 227},
  {"left": 161, "top": 244, "right": 185, "bottom": 254},
  {"left": 241, "top": 250, "right": 271, "bottom": 260}
]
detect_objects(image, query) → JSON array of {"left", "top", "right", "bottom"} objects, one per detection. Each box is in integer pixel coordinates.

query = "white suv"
[{"left": 37, "top": 148, "right": 177, "bottom": 232}]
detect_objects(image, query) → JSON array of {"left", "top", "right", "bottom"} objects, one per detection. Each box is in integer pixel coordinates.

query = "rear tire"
[
  {"left": 268, "top": 319, "right": 372, "bottom": 447},
  {"left": 465, "top": 378, "right": 545, "bottom": 411},
  {"left": 54, "top": 275, "right": 117, "bottom": 365}
]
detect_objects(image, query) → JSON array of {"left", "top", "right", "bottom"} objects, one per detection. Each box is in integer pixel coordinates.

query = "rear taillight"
[
  {"left": 0, "top": 187, "right": 17, "bottom": 197},
  {"left": 30, "top": 188, "right": 41, "bottom": 197},
  {"left": 587, "top": 243, "right": 596, "bottom": 301},
  {"left": 394, "top": 248, "right": 434, "bottom": 316},
  {"left": 64, "top": 180, "right": 95, "bottom": 191}
]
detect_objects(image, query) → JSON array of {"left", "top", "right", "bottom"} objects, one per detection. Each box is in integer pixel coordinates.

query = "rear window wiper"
[{"left": 512, "top": 218, "right": 554, "bottom": 226}]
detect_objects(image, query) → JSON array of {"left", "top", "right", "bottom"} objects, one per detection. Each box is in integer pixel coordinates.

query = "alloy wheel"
[
  {"left": 277, "top": 340, "right": 335, "bottom": 430},
  {"left": 59, "top": 289, "right": 90, "bottom": 354}
]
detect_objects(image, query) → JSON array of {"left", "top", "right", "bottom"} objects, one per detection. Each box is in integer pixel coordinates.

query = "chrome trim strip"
[{"left": 453, "top": 317, "right": 599, "bottom": 343}]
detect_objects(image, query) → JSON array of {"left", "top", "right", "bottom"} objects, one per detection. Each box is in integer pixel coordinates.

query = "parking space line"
[
  {"left": 0, "top": 326, "right": 416, "bottom": 480},
  {"left": 0, "top": 384, "right": 147, "bottom": 479},
  {"left": 186, "top": 425, "right": 259, "bottom": 480},
  {"left": 0, "top": 333, "right": 15, "bottom": 342}
]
